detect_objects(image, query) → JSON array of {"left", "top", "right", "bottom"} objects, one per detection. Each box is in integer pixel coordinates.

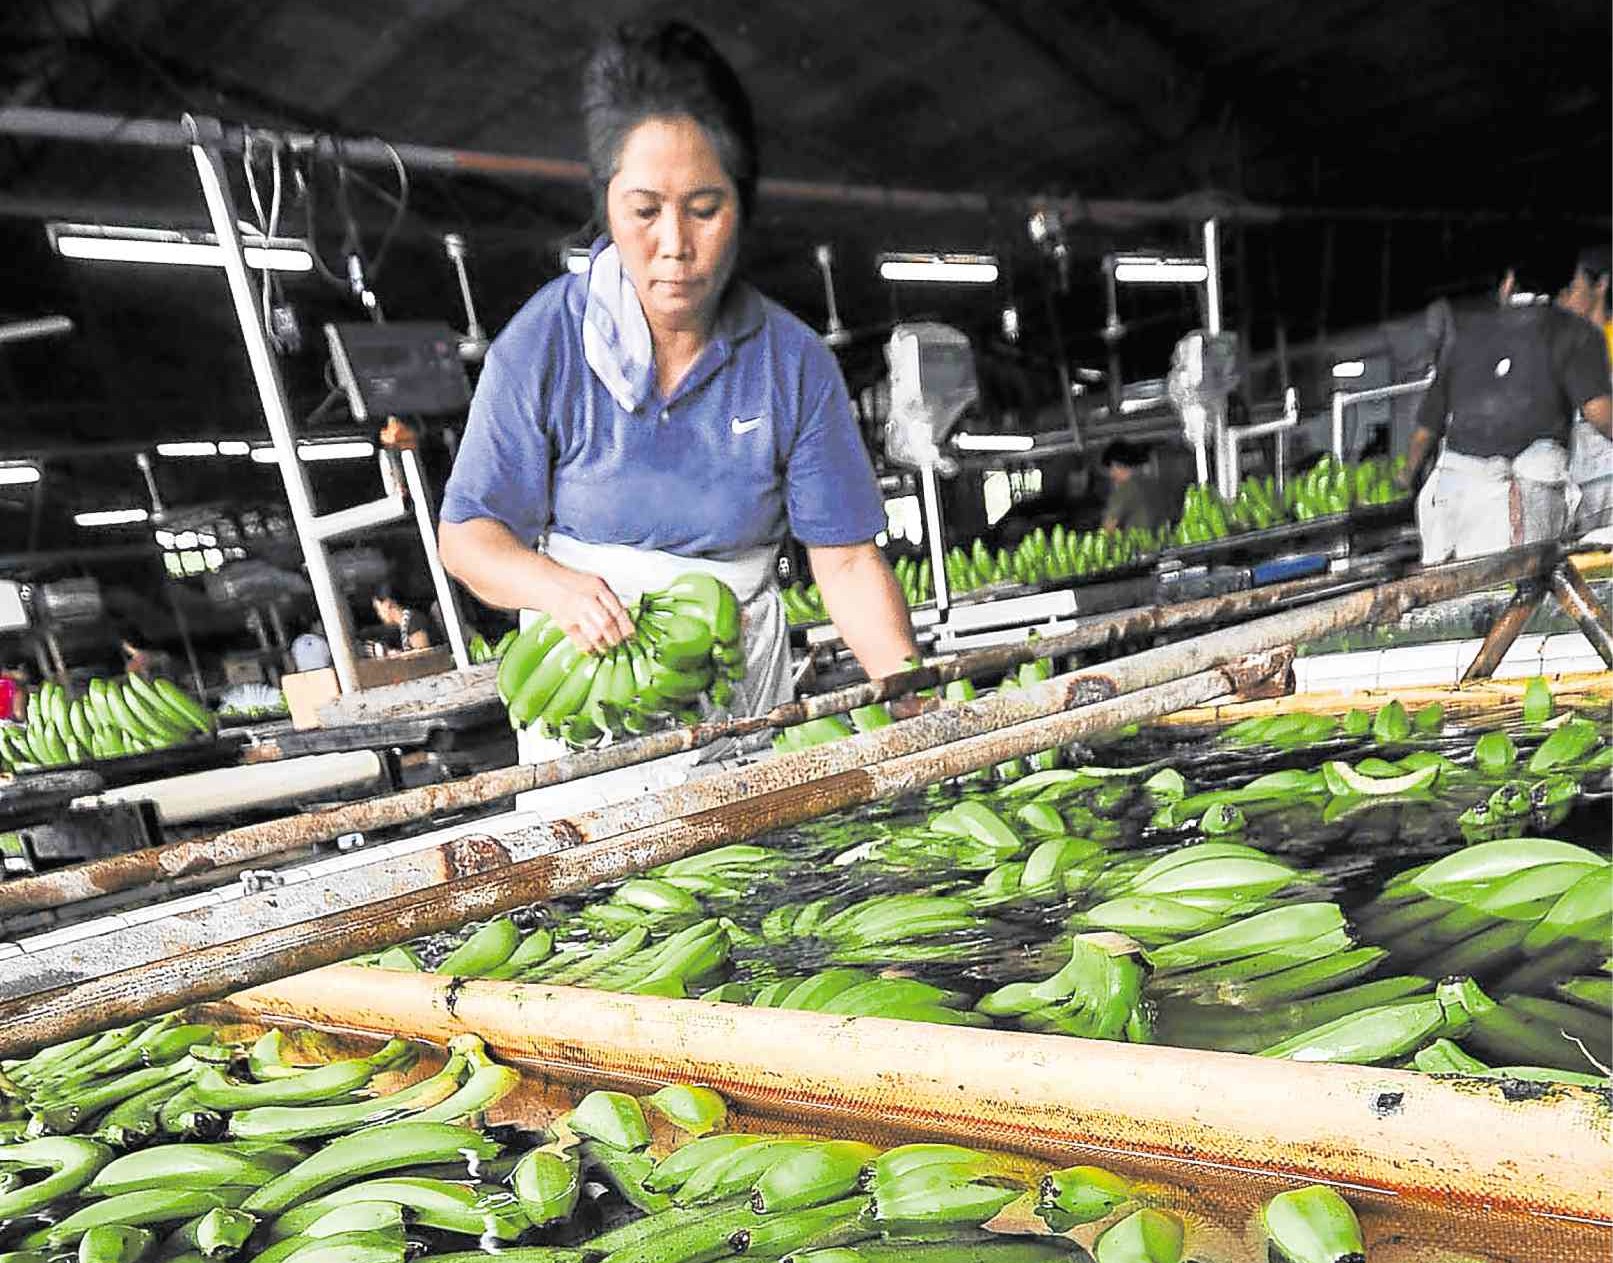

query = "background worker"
[
  {"left": 1099, "top": 439, "right": 1187, "bottom": 533},
  {"left": 1560, "top": 245, "right": 1613, "bottom": 541},
  {"left": 1400, "top": 248, "right": 1613, "bottom": 563},
  {"left": 437, "top": 20, "right": 917, "bottom": 717},
  {"left": 370, "top": 588, "right": 432, "bottom": 655}
]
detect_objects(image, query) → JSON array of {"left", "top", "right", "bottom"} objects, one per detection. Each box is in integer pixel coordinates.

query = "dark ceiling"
[{"left": 0, "top": 0, "right": 1608, "bottom": 571}]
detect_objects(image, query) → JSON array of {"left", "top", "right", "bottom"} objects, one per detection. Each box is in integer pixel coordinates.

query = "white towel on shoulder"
[{"left": 580, "top": 242, "right": 656, "bottom": 414}]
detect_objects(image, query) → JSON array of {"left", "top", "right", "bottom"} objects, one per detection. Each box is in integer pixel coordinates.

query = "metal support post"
[
  {"left": 1331, "top": 370, "right": 1435, "bottom": 459},
  {"left": 1460, "top": 579, "right": 1547, "bottom": 681},
  {"left": 919, "top": 464, "right": 951, "bottom": 614},
  {"left": 186, "top": 115, "right": 363, "bottom": 694},
  {"left": 400, "top": 449, "right": 471, "bottom": 670},
  {"left": 1549, "top": 561, "right": 1613, "bottom": 670}
]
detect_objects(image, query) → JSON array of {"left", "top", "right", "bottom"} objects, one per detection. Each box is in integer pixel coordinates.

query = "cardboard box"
[{"left": 282, "top": 647, "right": 455, "bottom": 729}]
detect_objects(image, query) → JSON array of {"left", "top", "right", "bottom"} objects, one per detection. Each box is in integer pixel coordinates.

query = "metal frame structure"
[
  {"left": 1224, "top": 387, "right": 1299, "bottom": 495},
  {"left": 1330, "top": 368, "right": 1435, "bottom": 459},
  {"left": 187, "top": 117, "right": 469, "bottom": 690}
]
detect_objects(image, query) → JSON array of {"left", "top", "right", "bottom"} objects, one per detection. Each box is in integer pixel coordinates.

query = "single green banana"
[
  {"left": 1036, "top": 1164, "right": 1133, "bottom": 1231},
  {"left": 24, "top": 1189, "right": 248, "bottom": 1249},
  {"left": 642, "top": 1085, "right": 726, "bottom": 1137},
  {"left": 723, "top": 1194, "right": 870, "bottom": 1257},
  {"left": 87, "top": 1144, "right": 291, "bottom": 1196},
  {"left": 434, "top": 918, "right": 521, "bottom": 978},
  {"left": 76, "top": 1225, "right": 155, "bottom": 1263},
  {"left": 1262, "top": 1185, "right": 1366, "bottom": 1263},
  {"left": 167, "top": 1208, "right": 256, "bottom": 1260},
  {"left": 1093, "top": 1207, "right": 1185, "bottom": 1263},
  {"left": 566, "top": 1091, "right": 649, "bottom": 1151},
  {"left": 242, "top": 1122, "right": 502, "bottom": 1216},
  {"left": 512, "top": 1148, "right": 580, "bottom": 1227},
  {"left": 751, "top": 1141, "right": 877, "bottom": 1214}
]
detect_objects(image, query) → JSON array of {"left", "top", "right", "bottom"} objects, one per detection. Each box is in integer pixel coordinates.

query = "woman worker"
[{"left": 438, "top": 20, "right": 917, "bottom": 720}]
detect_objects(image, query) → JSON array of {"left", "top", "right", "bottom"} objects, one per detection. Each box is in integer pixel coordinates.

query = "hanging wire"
[{"left": 242, "top": 127, "right": 288, "bottom": 350}]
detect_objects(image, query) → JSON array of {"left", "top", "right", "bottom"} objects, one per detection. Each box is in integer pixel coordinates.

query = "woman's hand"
[
  {"left": 440, "top": 518, "right": 635, "bottom": 652},
  {"left": 542, "top": 565, "right": 636, "bottom": 654}
]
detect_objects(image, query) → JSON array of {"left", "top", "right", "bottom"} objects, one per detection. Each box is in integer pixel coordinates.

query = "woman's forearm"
[
  {"left": 808, "top": 541, "right": 918, "bottom": 678},
  {"left": 438, "top": 518, "right": 561, "bottom": 611}
]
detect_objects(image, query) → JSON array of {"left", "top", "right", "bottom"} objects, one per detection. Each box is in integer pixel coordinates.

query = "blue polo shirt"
[{"left": 441, "top": 269, "right": 885, "bottom": 559}]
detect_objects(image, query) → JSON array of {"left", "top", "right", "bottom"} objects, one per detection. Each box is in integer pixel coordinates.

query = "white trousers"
[{"left": 1417, "top": 441, "right": 1574, "bottom": 565}]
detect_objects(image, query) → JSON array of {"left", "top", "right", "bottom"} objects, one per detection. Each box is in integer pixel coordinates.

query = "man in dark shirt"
[
  {"left": 1100, "top": 439, "right": 1187, "bottom": 533},
  {"left": 1403, "top": 251, "right": 1612, "bottom": 563}
]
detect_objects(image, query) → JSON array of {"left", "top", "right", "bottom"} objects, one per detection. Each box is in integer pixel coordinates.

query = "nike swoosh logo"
[{"left": 731, "top": 415, "right": 766, "bottom": 435}]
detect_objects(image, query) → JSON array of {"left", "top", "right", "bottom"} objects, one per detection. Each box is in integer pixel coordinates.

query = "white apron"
[
  {"left": 513, "top": 534, "right": 792, "bottom": 814},
  {"left": 1417, "top": 439, "right": 1578, "bottom": 564}
]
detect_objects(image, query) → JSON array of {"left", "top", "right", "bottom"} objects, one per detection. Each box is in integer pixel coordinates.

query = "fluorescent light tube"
[
  {"left": 0, "top": 464, "right": 40, "bottom": 486},
  {"left": 48, "top": 222, "right": 313, "bottom": 272},
  {"left": 251, "top": 441, "right": 376, "bottom": 463},
  {"left": 953, "top": 433, "right": 1035, "bottom": 452},
  {"left": 75, "top": 508, "right": 149, "bottom": 527},
  {"left": 299, "top": 440, "right": 375, "bottom": 461},
  {"left": 155, "top": 441, "right": 219, "bottom": 457},
  {"left": 1331, "top": 360, "right": 1367, "bottom": 379},
  {"left": 1111, "top": 258, "right": 1208, "bottom": 284},
  {"left": 878, "top": 253, "right": 999, "bottom": 284},
  {"left": 217, "top": 440, "right": 251, "bottom": 456}
]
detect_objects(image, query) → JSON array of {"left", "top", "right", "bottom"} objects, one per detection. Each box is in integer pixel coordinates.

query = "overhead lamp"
[
  {"left": 75, "top": 508, "right": 149, "bottom": 527},
  {"left": 952, "top": 433, "right": 1034, "bottom": 452},
  {"left": 217, "top": 440, "right": 251, "bottom": 456},
  {"left": 155, "top": 441, "right": 219, "bottom": 457},
  {"left": 1331, "top": 360, "right": 1367, "bottom": 379},
  {"left": 47, "top": 222, "right": 313, "bottom": 273},
  {"left": 300, "top": 440, "right": 375, "bottom": 462},
  {"left": 1110, "top": 255, "right": 1209, "bottom": 284},
  {"left": 878, "top": 253, "right": 1000, "bottom": 284},
  {"left": 0, "top": 464, "right": 41, "bottom": 486},
  {"left": 250, "top": 440, "right": 376, "bottom": 464},
  {"left": 561, "top": 247, "right": 592, "bottom": 276}
]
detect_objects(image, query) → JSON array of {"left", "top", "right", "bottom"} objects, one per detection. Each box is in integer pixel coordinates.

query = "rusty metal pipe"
[
  {"left": 0, "top": 546, "right": 1555, "bottom": 1038},
  {"left": 0, "top": 567, "right": 1364, "bottom": 923},
  {"left": 0, "top": 661, "right": 1269, "bottom": 1053},
  {"left": 1460, "top": 579, "right": 1547, "bottom": 681},
  {"left": 1550, "top": 561, "right": 1613, "bottom": 670}
]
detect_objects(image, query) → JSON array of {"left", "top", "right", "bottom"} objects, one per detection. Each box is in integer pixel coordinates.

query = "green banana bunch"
[
  {"left": 976, "top": 936, "right": 1150, "bottom": 1042},
  {"left": 0, "top": 676, "right": 213, "bottom": 772},
  {"left": 467, "top": 628, "right": 517, "bottom": 666},
  {"left": 496, "top": 572, "right": 743, "bottom": 747}
]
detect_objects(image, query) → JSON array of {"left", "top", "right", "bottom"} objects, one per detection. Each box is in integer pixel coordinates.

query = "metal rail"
[
  {"left": 9, "top": 108, "right": 1605, "bottom": 228},
  {"left": 0, "top": 544, "right": 1560, "bottom": 1041},
  {"left": 1330, "top": 369, "right": 1434, "bottom": 459},
  {"left": 0, "top": 660, "right": 1282, "bottom": 1049},
  {"left": 0, "top": 566, "right": 1373, "bottom": 922}
]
